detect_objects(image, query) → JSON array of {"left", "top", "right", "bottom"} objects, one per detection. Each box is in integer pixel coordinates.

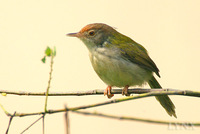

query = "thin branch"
[
  {"left": 64, "top": 105, "right": 70, "bottom": 134},
  {"left": 5, "top": 111, "right": 16, "bottom": 134},
  {"left": 5, "top": 90, "right": 200, "bottom": 117},
  {"left": 43, "top": 48, "right": 55, "bottom": 134},
  {"left": 42, "top": 115, "right": 45, "bottom": 134},
  {"left": 0, "top": 103, "right": 10, "bottom": 116},
  {"left": 72, "top": 110, "right": 200, "bottom": 126},
  {"left": 0, "top": 88, "right": 200, "bottom": 97},
  {"left": 44, "top": 54, "right": 54, "bottom": 112},
  {"left": 20, "top": 115, "right": 44, "bottom": 134}
]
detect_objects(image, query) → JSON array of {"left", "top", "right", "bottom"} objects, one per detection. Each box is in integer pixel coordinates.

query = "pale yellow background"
[{"left": 0, "top": 0, "right": 200, "bottom": 134}]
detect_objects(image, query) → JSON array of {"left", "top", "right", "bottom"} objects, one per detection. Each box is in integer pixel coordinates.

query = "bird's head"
[{"left": 67, "top": 23, "right": 117, "bottom": 50}]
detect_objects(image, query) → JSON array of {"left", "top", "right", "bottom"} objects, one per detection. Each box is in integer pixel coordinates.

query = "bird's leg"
[
  {"left": 122, "top": 85, "right": 130, "bottom": 96},
  {"left": 104, "top": 86, "right": 114, "bottom": 99}
]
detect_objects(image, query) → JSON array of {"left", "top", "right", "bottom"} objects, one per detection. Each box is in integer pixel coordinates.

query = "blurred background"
[{"left": 0, "top": 0, "right": 200, "bottom": 133}]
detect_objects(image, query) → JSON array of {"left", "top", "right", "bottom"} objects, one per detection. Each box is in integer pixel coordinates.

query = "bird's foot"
[
  {"left": 122, "top": 85, "right": 130, "bottom": 96},
  {"left": 104, "top": 86, "right": 114, "bottom": 99}
]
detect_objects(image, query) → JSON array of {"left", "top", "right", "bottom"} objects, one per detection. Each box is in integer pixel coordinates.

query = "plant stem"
[{"left": 44, "top": 54, "right": 54, "bottom": 112}]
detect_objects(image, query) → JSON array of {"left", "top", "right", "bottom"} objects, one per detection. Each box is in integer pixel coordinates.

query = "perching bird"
[{"left": 67, "top": 23, "right": 176, "bottom": 118}]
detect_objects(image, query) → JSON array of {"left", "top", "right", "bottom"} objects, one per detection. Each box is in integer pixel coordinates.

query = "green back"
[{"left": 106, "top": 32, "right": 160, "bottom": 77}]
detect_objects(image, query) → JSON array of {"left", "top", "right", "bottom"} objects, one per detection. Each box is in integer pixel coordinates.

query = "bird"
[{"left": 67, "top": 23, "right": 177, "bottom": 118}]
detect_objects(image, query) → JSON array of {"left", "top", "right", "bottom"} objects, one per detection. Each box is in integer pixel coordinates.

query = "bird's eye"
[{"left": 88, "top": 30, "right": 95, "bottom": 36}]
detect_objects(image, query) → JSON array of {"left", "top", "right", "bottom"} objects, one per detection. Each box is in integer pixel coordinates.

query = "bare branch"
[
  {"left": 20, "top": 115, "right": 44, "bottom": 134},
  {"left": 42, "top": 115, "right": 45, "bottom": 134},
  {"left": 72, "top": 110, "right": 200, "bottom": 126},
  {"left": 5, "top": 112, "right": 16, "bottom": 134},
  {"left": 5, "top": 90, "right": 200, "bottom": 117},
  {"left": 1, "top": 88, "right": 200, "bottom": 97},
  {"left": 64, "top": 105, "right": 70, "bottom": 134}
]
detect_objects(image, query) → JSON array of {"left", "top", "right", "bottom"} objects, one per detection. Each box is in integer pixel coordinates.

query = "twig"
[
  {"left": 20, "top": 115, "right": 44, "bottom": 134},
  {"left": 5, "top": 111, "right": 16, "bottom": 134},
  {"left": 42, "top": 115, "right": 45, "bottom": 134},
  {"left": 43, "top": 48, "right": 55, "bottom": 134},
  {"left": 0, "top": 103, "right": 10, "bottom": 116},
  {"left": 0, "top": 88, "right": 200, "bottom": 97},
  {"left": 72, "top": 110, "right": 200, "bottom": 126},
  {"left": 44, "top": 54, "right": 54, "bottom": 112},
  {"left": 64, "top": 105, "right": 70, "bottom": 134},
  {"left": 5, "top": 90, "right": 200, "bottom": 117}
]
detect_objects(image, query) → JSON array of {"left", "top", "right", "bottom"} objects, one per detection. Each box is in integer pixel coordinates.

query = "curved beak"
[{"left": 66, "top": 32, "right": 80, "bottom": 37}]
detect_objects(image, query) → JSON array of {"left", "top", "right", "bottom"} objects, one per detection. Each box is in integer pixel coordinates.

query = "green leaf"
[
  {"left": 45, "top": 46, "right": 52, "bottom": 56},
  {"left": 41, "top": 56, "right": 46, "bottom": 63}
]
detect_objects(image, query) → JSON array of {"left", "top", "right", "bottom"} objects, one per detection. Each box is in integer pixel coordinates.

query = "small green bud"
[{"left": 1, "top": 93, "right": 7, "bottom": 96}]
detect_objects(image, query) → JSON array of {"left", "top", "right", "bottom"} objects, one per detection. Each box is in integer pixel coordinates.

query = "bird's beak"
[{"left": 66, "top": 32, "right": 80, "bottom": 37}]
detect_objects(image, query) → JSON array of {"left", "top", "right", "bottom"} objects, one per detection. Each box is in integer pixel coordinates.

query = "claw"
[
  {"left": 104, "top": 86, "right": 114, "bottom": 99},
  {"left": 122, "top": 85, "right": 130, "bottom": 96}
]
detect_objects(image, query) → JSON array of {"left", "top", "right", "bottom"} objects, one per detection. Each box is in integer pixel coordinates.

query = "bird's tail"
[{"left": 148, "top": 76, "right": 177, "bottom": 118}]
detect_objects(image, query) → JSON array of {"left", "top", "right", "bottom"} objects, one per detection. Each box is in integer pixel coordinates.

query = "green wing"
[
  {"left": 112, "top": 37, "right": 160, "bottom": 77},
  {"left": 120, "top": 42, "right": 160, "bottom": 77},
  {"left": 106, "top": 33, "right": 160, "bottom": 77}
]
